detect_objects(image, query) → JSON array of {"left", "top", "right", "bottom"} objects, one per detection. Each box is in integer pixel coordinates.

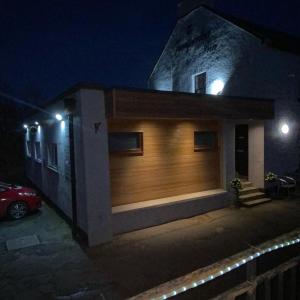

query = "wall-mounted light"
[
  {"left": 55, "top": 113, "right": 63, "bottom": 121},
  {"left": 211, "top": 80, "right": 224, "bottom": 95},
  {"left": 281, "top": 123, "right": 289, "bottom": 135},
  {"left": 60, "top": 120, "right": 65, "bottom": 130},
  {"left": 23, "top": 124, "right": 28, "bottom": 129},
  {"left": 34, "top": 121, "right": 39, "bottom": 125}
]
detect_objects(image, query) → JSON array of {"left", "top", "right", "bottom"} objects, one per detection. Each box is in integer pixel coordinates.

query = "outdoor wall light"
[
  {"left": 281, "top": 123, "right": 289, "bottom": 135},
  {"left": 60, "top": 120, "right": 65, "bottom": 130},
  {"left": 23, "top": 124, "right": 28, "bottom": 129},
  {"left": 211, "top": 79, "right": 224, "bottom": 95},
  {"left": 34, "top": 121, "right": 39, "bottom": 125},
  {"left": 55, "top": 113, "right": 63, "bottom": 121}
]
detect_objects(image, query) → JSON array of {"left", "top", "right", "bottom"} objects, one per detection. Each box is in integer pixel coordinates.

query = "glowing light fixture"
[
  {"left": 211, "top": 79, "right": 225, "bottom": 95},
  {"left": 23, "top": 124, "right": 28, "bottom": 129},
  {"left": 55, "top": 113, "right": 63, "bottom": 121},
  {"left": 281, "top": 123, "right": 289, "bottom": 135},
  {"left": 34, "top": 121, "right": 39, "bottom": 125},
  {"left": 60, "top": 120, "right": 65, "bottom": 130}
]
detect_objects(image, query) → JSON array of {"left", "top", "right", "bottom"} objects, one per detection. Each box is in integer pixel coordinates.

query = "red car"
[{"left": 0, "top": 182, "right": 42, "bottom": 220}]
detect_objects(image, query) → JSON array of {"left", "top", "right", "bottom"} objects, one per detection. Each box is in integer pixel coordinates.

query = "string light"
[{"left": 142, "top": 234, "right": 300, "bottom": 300}]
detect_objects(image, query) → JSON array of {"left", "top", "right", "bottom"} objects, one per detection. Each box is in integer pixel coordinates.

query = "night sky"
[{"left": 1, "top": 0, "right": 300, "bottom": 101}]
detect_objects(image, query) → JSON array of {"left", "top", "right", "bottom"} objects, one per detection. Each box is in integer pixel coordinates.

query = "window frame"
[
  {"left": 34, "top": 141, "right": 42, "bottom": 162},
  {"left": 26, "top": 141, "right": 32, "bottom": 158},
  {"left": 47, "top": 143, "right": 58, "bottom": 170},
  {"left": 194, "top": 72, "right": 207, "bottom": 94},
  {"left": 108, "top": 132, "right": 144, "bottom": 156},
  {"left": 194, "top": 131, "right": 218, "bottom": 151}
]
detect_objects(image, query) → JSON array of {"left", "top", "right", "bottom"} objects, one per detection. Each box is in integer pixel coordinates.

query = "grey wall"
[
  {"left": 149, "top": 6, "right": 300, "bottom": 175},
  {"left": 25, "top": 88, "right": 112, "bottom": 246},
  {"left": 25, "top": 101, "right": 73, "bottom": 219}
]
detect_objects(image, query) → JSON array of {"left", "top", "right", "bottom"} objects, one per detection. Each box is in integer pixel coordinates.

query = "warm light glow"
[
  {"left": 211, "top": 80, "right": 224, "bottom": 95},
  {"left": 34, "top": 121, "right": 39, "bottom": 125},
  {"left": 23, "top": 124, "right": 28, "bottom": 129},
  {"left": 281, "top": 124, "right": 289, "bottom": 135},
  {"left": 55, "top": 113, "right": 63, "bottom": 121}
]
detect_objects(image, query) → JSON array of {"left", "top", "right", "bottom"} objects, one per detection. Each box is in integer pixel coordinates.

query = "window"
[
  {"left": 34, "top": 142, "right": 42, "bottom": 161},
  {"left": 109, "top": 132, "right": 143, "bottom": 155},
  {"left": 47, "top": 143, "right": 58, "bottom": 169},
  {"left": 194, "top": 131, "right": 217, "bottom": 151},
  {"left": 26, "top": 141, "right": 31, "bottom": 157},
  {"left": 194, "top": 72, "right": 206, "bottom": 94}
]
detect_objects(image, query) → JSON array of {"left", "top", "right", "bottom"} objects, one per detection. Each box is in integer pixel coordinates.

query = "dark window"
[
  {"left": 109, "top": 132, "right": 143, "bottom": 155},
  {"left": 194, "top": 131, "right": 217, "bottom": 151},
  {"left": 34, "top": 142, "right": 42, "bottom": 161},
  {"left": 47, "top": 143, "right": 58, "bottom": 169},
  {"left": 194, "top": 72, "right": 206, "bottom": 94}
]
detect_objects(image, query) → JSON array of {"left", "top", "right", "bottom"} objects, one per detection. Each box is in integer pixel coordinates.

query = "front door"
[{"left": 235, "top": 124, "right": 248, "bottom": 178}]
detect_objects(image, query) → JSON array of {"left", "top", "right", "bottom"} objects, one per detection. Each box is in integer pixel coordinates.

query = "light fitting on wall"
[
  {"left": 55, "top": 113, "right": 63, "bottom": 121},
  {"left": 211, "top": 79, "right": 224, "bottom": 95},
  {"left": 34, "top": 121, "right": 39, "bottom": 125},
  {"left": 23, "top": 124, "right": 28, "bottom": 129},
  {"left": 281, "top": 123, "right": 289, "bottom": 135}
]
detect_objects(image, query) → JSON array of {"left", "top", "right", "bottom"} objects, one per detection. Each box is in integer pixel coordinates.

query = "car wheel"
[{"left": 7, "top": 201, "right": 28, "bottom": 220}]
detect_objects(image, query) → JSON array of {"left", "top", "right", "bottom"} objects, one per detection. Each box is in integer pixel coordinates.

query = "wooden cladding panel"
[
  {"left": 109, "top": 119, "right": 222, "bottom": 206},
  {"left": 105, "top": 89, "right": 274, "bottom": 120}
]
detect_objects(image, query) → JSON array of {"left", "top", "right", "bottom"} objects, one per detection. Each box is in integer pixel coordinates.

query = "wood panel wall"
[{"left": 108, "top": 119, "right": 222, "bottom": 206}]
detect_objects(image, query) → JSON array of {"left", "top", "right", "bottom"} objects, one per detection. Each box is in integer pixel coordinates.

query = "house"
[
  {"left": 24, "top": 83, "right": 273, "bottom": 246},
  {"left": 149, "top": 0, "right": 300, "bottom": 177}
]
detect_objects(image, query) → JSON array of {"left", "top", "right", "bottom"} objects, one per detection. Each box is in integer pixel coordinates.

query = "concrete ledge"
[{"left": 112, "top": 189, "right": 230, "bottom": 235}]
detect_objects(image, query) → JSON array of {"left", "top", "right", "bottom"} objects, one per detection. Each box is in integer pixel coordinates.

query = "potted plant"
[
  {"left": 230, "top": 178, "right": 243, "bottom": 207},
  {"left": 265, "top": 172, "right": 278, "bottom": 198}
]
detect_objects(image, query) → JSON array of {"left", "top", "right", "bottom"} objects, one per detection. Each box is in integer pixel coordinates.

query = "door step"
[
  {"left": 242, "top": 198, "right": 272, "bottom": 207},
  {"left": 239, "top": 186, "right": 260, "bottom": 196},
  {"left": 241, "top": 181, "right": 253, "bottom": 188},
  {"left": 238, "top": 180, "right": 271, "bottom": 207},
  {"left": 240, "top": 192, "right": 266, "bottom": 202}
]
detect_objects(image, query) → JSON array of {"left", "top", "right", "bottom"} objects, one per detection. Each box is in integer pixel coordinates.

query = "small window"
[
  {"left": 109, "top": 132, "right": 143, "bottom": 155},
  {"left": 194, "top": 72, "right": 206, "bottom": 94},
  {"left": 47, "top": 143, "right": 58, "bottom": 169},
  {"left": 26, "top": 141, "right": 31, "bottom": 157},
  {"left": 34, "top": 142, "right": 42, "bottom": 161},
  {"left": 194, "top": 131, "right": 217, "bottom": 151}
]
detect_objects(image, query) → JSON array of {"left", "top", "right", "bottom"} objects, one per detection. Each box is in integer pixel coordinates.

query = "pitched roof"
[{"left": 200, "top": 5, "right": 300, "bottom": 56}]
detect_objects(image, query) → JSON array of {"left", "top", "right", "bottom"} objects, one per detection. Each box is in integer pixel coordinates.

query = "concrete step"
[
  {"left": 241, "top": 181, "right": 253, "bottom": 188},
  {"left": 240, "top": 192, "right": 266, "bottom": 202},
  {"left": 239, "top": 187, "right": 260, "bottom": 196},
  {"left": 242, "top": 198, "right": 272, "bottom": 207}
]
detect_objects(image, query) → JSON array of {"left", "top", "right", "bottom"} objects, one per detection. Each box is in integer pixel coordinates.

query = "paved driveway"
[
  {"left": 88, "top": 198, "right": 300, "bottom": 298},
  {"left": 1, "top": 197, "right": 300, "bottom": 300},
  {"left": 0, "top": 202, "right": 120, "bottom": 300}
]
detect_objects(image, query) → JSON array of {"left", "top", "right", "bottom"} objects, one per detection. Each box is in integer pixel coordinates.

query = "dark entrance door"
[{"left": 235, "top": 124, "right": 248, "bottom": 178}]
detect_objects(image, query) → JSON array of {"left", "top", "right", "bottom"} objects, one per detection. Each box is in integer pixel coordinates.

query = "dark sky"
[{"left": 1, "top": 0, "right": 300, "bottom": 101}]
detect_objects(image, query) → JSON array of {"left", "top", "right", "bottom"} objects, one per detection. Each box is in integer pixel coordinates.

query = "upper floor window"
[
  {"left": 34, "top": 142, "right": 42, "bottom": 162},
  {"left": 26, "top": 141, "right": 31, "bottom": 157},
  {"left": 109, "top": 132, "right": 143, "bottom": 155},
  {"left": 194, "top": 72, "right": 206, "bottom": 94},
  {"left": 47, "top": 143, "right": 58, "bottom": 169},
  {"left": 194, "top": 131, "right": 217, "bottom": 151}
]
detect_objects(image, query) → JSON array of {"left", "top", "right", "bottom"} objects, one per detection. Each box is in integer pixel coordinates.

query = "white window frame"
[
  {"left": 47, "top": 143, "right": 58, "bottom": 170},
  {"left": 26, "top": 141, "right": 31, "bottom": 157},
  {"left": 194, "top": 72, "right": 207, "bottom": 94},
  {"left": 34, "top": 141, "right": 42, "bottom": 162}
]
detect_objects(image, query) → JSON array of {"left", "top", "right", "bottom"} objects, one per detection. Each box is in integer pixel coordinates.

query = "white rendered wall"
[
  {"left": 248, "top": 122, "right": 264, "bottom": 188},
  {"left": 75, "top": 89, "right": 112, "bottom": 246}
]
